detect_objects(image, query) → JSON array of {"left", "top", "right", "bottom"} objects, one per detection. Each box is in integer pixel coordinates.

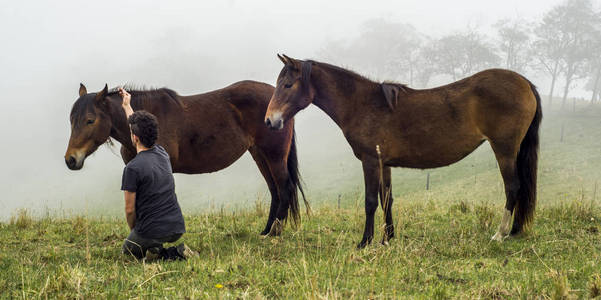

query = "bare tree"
[
  {"left": 494, "top": 19, "right": 533, "bottom": 74},
  {"left": 585, "top": 13, "right": 601, "bottom": 104},
  {"left": 534, "top": 0, "right": 599, "bottom": 109},
  {"left": 319, "top": 19, "right": 425, "bottom": 85},
  {"left": 533, "top": 9, "right": 567, "bottom": 108},
  {"left": 413, "top": 40, "right": 438, "bottom": 88},
  {"left": 427, "top": 29, "right": 500, "bottom": 81},
  {"left": 558, "top": 0, "right": 599, "bottom": 109}
]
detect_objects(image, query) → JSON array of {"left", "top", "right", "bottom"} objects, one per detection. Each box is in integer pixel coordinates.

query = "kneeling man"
[{"left": 119, "top": 87, "right": 195, "bottom": 260}]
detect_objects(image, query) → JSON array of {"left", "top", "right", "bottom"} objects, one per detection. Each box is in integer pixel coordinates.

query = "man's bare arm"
[
  {"left": 118, "top": 87, "right": 133, "bottom": 119},
  {"left": 124, "top": 191, "right": 136, "bottom": 230}
]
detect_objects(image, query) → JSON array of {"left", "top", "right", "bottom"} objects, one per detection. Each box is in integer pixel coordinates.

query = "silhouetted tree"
[
  {"left": 494, "top": 19, "right": 533, "bottom": 74},
  {"left": 413, "top": 41, "right": 438, "bottom": 88},
  {"left": 558, "top": 0, "right": 599, "bottom": 109},
  {"left": 319, "top": 19, "right": 425, "bottom": 85},
  {"left": 584, "top": 12, "right": 601, "bottom": 104},
  {"left": 534, "top": 0, "right": 599, "bottom": 109},
  {"left": 427, "top": 29, "right": 500, "bottom": 81}
]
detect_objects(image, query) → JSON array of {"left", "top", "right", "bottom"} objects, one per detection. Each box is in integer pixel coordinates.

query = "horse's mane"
[
  {"left": 308, "top": 60, "right": 410, "bottom": 90},
  {"left": 382, "top": 81, "right": 410, "bottom": 91},
  {"left": 107, "top": 85, "right": 183, "bottom": 108},
  {"left": 70, "top": 85, "right": 182, "bottom": 128},
  {"left": 307, "top": 60, "right": 374, "bottom": 83}
]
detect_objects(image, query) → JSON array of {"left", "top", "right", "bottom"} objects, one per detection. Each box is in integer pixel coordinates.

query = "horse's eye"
[
  {"left": 284, "top": 83, "right": 292, "bottom": 89},
  {"left": 87, "top": 119, "right": 95, "bottom": 125}
]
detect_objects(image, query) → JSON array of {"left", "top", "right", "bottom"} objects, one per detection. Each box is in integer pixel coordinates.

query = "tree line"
[{"left": 320, "top": 0, "right": 601, "bottom": 110}]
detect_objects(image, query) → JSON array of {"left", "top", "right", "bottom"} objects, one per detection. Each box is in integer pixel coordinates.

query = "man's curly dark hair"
[{"left": 128, "top": 111, "right": 158, "bottom": 148}]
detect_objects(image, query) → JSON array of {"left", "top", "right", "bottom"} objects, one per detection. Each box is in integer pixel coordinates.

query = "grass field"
[
  {"left": 2, "top": 201, "right": 600, "bottom": 299},
  {"left": 2, "top": 105, "right": 601, "bottom": 298}
]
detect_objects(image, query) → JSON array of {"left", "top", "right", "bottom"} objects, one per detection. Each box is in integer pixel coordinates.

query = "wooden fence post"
[{"left": 560, "top": 123, "right": 565, "bottom": 142}]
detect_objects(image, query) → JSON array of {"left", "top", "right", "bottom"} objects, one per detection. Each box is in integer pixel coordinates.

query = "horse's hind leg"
[
  {"left": 267, "top": 157, "right": 294, "bottom": 236},
  {"left": 490, "top": 143, "right": 520, "bottom": 241},
  {"left": 380, "top": 166, "right": 394, "bottom": 244},
  {"left": 249, "top": 147, "right": 280, "bottom": 235},
  {"left": 251, "top": 142, "right": 293, "bottom": 237}
]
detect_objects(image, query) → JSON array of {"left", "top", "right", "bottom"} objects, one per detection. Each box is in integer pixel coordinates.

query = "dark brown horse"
[
  {"left": 65, "top": 80, "right": 308, "bottom": 235},
  {"left": 265, "top": 54, "right": 541, "bottom": 248}
]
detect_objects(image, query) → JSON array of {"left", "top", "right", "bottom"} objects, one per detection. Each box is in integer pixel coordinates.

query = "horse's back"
[
  {"left": 179, "top": 80, "right": 273, "bottom": 105},
  {"left": 169, "top": 80, "right": 293, "bottom": 174},
  {"left": 374, "top": 69, "right": 537, "bottom": 168},
  {"left": 225, "top": 80, "right": 275, "bottom": 101},
  {"left": 404, "top": 69, "right": 536, "bottom": 125}
]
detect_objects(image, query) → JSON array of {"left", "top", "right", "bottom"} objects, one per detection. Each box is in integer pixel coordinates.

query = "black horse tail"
[
  {"left": 287, "top": 129, "right": 309, "bottom": 225},
  {"left": 512, "top": 79, "right": 542, "bottom": 234}
]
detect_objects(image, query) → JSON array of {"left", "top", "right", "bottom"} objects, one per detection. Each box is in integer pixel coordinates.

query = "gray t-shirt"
[{"left": 121, "top": 145, "right": 185, "bottom": 238}]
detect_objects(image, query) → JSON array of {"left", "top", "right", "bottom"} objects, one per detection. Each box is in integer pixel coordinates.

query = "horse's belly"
[
  {"left": 388, "top": 134, "right": 486, "bottom": 169},
  {"left": 172, "top": 131, "right": 250, "bottom": 174}
]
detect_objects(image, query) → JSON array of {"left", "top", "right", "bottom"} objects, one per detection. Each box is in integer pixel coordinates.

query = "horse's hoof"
[
  {"left": 260, "top": 229, "right": 269, "bottom": 236},
  {"left": 267, "top": 219, "right": 283, "bottom": 236},
  {"left": 267, "top": 230, "right": 281, "bottom": 237},
  {"left": 385, "top": 225, "right": 395, "bottom": 239},
  {"left": 356, "top": 238, "right": 371, "bottom": 249},
  {"left": 381, "top": 240, "right": 390, "bottom": 246}
]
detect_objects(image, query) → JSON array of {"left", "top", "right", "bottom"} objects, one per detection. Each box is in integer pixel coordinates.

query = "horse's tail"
[
  {"left": 512, "top": 79, "right": 542, "bottom": 234},
  {"left": 287, "top": 129, "right": 309, "bottom": 225}
]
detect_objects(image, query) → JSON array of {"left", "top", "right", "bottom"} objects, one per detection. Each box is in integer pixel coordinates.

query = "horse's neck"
[
  {"left": 311, "top": 66, "right": 379, "bottom": 128},
  {"left": 107, "top": 95, "right": 142, "bottom": 149}
]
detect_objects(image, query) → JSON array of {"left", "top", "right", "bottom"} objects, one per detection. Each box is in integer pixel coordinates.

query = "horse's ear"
[
  {"left": 281, "top": 54, "right": 301, "bottom": 69},
  {"left": 95, "top": 84, "right": 109, "bottom": 103},
  {"left": 277, "top": 53, "right": 288, "bottom": 65},
  {"left": 381, "top": 83, "right": 399, "bottom": 112},
  {"left": 79, "top": 83, "right": 87, "bottom": 97},
  {"left": 282, "top": 54, "right": 295, "bottom": 65}
]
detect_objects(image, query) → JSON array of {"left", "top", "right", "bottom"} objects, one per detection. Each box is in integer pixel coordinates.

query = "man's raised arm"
[{"left": 119, "top": 87, "right": 133, "bottom": 119}]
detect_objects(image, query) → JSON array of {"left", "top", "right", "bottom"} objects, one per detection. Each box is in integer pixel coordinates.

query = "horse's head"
[
  {"left": 64, "top": 83, "right": 113, "bottom": 170},
  {"left": 265, "top": 54, "right": 315, "bottom": 130}
]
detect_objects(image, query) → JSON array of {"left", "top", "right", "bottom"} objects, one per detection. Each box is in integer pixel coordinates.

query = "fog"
[{"left": 0, "top": 0, "right": 588, "bottom": 220}]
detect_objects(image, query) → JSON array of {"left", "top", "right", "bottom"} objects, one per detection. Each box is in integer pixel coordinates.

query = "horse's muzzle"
[
  {"left": 265, "top": 116, "right": 284, "bottom": 130},
  {"left": 65, "top": 155, "right": 83, "bottom": 170}
]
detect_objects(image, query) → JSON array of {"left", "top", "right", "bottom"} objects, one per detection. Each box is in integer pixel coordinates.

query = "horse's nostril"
[
  {"left": 66, "top": 156, "right": 76, "bottom": 168},
  {"left": 265, "top": 118, "right": 272, "bottom": 128}
]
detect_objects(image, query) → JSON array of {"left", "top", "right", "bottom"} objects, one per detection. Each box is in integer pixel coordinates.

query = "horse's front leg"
[
  {"left": 380, "top": 166, "right": 394, "bottom": 244},
  {"left": 358, "top": 159, "right": 380, "bottom": 248}
]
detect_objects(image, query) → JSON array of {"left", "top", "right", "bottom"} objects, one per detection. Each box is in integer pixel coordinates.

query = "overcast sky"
[{"left": 0, "top": 0, "right": 569, "bottom": 220}]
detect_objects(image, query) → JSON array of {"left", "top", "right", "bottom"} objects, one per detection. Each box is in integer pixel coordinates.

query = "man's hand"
[
  {"left": 118, "top": 87, "right": 134, "bottom": 119},
  {"left": 118, "top": 87, "right": 131, "bottom": 106}
]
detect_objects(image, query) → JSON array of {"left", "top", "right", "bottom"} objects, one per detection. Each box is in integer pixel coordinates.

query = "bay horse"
[
  {"left": 65, "top": 80, "right": 308, "bottom": 235},
  {"left": 265, "top": 54, "right": 541, "bottom": 248}
]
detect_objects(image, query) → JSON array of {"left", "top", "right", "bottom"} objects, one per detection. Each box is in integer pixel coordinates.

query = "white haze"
[{"left": 0, "top": 0, "right": 568, "bottom": 220}]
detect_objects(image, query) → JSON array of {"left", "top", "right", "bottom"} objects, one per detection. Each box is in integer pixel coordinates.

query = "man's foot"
[
  {"left": 144, "top": 247, "right": 162, "bottom": 262},
  {"left": 176, "top": 243, "right": 198, "bottom": 259}
]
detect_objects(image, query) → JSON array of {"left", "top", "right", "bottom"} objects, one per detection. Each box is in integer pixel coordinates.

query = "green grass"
[
  {"left": 3, "top": 105, "right": 601, "bottom": 298},
  {"left": 1, "top": 200, "right": 600, "bottom": 299}
]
